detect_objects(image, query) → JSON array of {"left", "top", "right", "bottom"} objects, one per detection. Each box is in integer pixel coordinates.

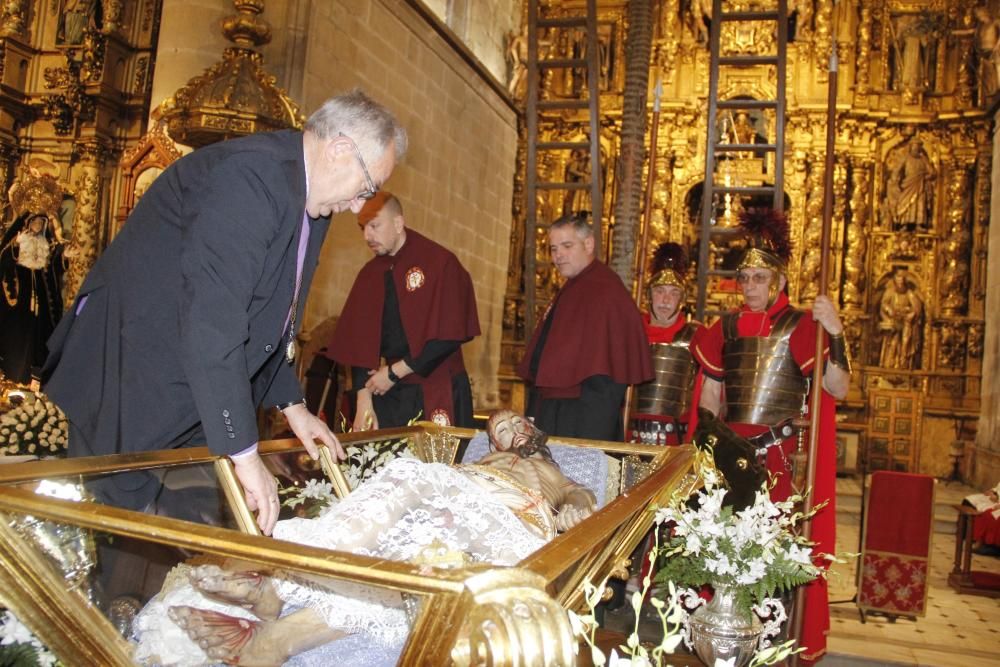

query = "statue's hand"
[{"left": 554, "top": 504, "right": 593, "bottom": 532}]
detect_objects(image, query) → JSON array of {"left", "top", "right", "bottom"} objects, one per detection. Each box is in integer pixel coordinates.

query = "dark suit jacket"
[{"left": 44, "top": 130, "right": 328, "bottom": 458}]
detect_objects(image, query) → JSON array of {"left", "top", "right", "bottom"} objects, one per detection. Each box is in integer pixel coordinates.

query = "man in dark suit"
[{"left": 44, "top": 89, "right": 407, "bottom": 536}]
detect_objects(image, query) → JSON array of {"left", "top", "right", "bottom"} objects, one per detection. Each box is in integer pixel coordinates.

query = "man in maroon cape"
[
  {"left": 690, "top": 208, "right": 851, "bottom": 664},
  {"left": 328, "top": 192, "right": 480, "bottom": 429},
  {"left": 517, "top": 212, "right": 652, "bottom": 441},
  {"left": 633, "top": 242, "right": 705, "bottom": 445}
]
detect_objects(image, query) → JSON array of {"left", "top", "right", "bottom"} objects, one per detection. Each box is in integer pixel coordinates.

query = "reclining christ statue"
[{"left": 134, "top": 410, "right": 597, "bottom": 666}]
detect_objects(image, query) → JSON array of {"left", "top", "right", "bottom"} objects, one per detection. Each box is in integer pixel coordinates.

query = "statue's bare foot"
[
  {"left": 188, "top": 566, "right": 283, "bottom": 621},
  {"left": 169, "top": 606, "right": 344, "bottom": 667}
]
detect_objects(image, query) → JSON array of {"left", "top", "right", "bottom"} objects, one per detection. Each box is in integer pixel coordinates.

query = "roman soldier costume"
[
  {"left": 632, "top": 243, "right": 703, "bottom": 445},
  {"left": 691, "top": 207, "right": 850, "bottom": 663}
]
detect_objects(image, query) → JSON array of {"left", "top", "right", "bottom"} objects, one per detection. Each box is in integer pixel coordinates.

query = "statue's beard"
[
  {"left": 15, "top": 232, "right": 51, "bottom": 270},
  {"left": 510, "top": 426, "right": 556, "bottom": 465}
]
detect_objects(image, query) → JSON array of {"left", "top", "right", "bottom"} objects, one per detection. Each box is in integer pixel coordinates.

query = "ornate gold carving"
[
  {"left": 939, "top": 163, "right": 972, "bottom": 316},
  {"left": 6, "top": 165, "right": 65, "bottom": 220},
  {"left": 62, "top": 162, "right": 101, "bottom": 303},
  {"left": 856, "top": 3, "right": 872, "bottom": 95},
  {"left": 42, "top": 57, "right": 97, "bottom": 135},
  {"left": 160, "top": 1, "right": 303, "bottom": 148},
  {"left": 843, "top": 159, "right": 871, "bottom": 309},
  {"left": 0, "top": 0, "right": 27, "bottom": 36},
  {"left": 935, "top": 321, "right": 966, "bottom": 370}
]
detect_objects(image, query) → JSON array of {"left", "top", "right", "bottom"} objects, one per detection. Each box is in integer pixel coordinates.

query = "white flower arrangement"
[
  {"left": 0, "top": 393, "right": 68, "bottom": 458},
  {"left": 0, "top": 610, "right": 61, "bottom": 666},
  {"left": 279, "top": 433, "right": 415, "bottom": 517},
  {"left": 569, "top": 458, "right": 825, "bottom": 667},
  {"left": 654, "top": 465, "right": 823, "bottom": 619}
]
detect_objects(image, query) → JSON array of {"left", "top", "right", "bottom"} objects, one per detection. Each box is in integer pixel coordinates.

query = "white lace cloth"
[{"left": 134, "top": 457, "right": 548, "bottom": 665}]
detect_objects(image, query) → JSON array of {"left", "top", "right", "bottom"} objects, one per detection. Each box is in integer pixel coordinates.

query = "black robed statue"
[{"left": 0, "top": 169, "right": 70, "bottom": 384}]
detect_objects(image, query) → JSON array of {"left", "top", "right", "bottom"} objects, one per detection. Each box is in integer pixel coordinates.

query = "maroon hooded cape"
[
  {"left": 518, "top": 260, "right": 652, "bottom": 393},
  {"left": 329, "top": 229, "right": 480, "bottom": 424}
]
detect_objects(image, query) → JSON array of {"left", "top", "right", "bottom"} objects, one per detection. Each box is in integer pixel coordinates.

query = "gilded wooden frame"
[{"left": 0, "top": 425, "right": 695, "bottom": 666}]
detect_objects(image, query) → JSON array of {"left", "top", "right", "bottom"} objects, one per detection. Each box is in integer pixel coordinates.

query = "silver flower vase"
[{"left": 688, "top": 585, "right": 763, "bottom": 667}]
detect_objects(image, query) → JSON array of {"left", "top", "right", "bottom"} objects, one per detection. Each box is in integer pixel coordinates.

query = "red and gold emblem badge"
[
  {"left": 430, "top": 409, "right": 451, "bottom": 426},
  {"left": 405, "top": 266, "right": 425, "bottom": 292}
]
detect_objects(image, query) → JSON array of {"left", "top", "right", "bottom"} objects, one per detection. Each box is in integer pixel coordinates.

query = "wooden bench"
[{"left": 0, "top": 424, "right": 696, "bottom": 666}]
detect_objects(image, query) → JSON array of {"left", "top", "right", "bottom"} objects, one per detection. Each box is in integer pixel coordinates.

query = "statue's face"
[
  {"left": 488, "top": 410, "right": 533, "bottom": 452},
  {"left": 27, "top": 215, "right": 47, "bottom": 234},
  {"left": 893, "top": 273, "right": 907, "bottom": 290}
]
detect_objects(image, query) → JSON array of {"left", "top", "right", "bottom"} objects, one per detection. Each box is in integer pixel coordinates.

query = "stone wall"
[
  {"left": 974, "top": 111, "right": 1000, "bottom": 489},
  {"left": 300, "top": 1, "right": 517, "bottom": 409},
  {"left": 152, "top": 0, "right": 517, "bottom": 410}
]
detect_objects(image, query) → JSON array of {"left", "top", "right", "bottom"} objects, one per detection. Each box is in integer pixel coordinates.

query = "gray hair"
[
  {"left": 305, "top": 88, "right": 408, "bottom": 165},
  {"left": 549, "top": 210, "right": 594, "bottom": 239}
]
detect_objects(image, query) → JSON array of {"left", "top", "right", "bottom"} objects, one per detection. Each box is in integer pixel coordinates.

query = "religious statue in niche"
[
  {"left": 506, "top": 29, "right": 528, "bottom": 99},
  {"left": 562, "top": 147, "right": 590, "bottom": 215},
  {"left": 888, "top": 12, "right": 942, "bottom": 104},
  {"left": 57, "top": 0, "right": 99, "bottom": 45},
  {"left": 883, "top": 139, "right": 936, "bottom": 231},
  {"left": 876, "top": 268, "right": 924, "bottom": 370},
  {"left": 973, "top": 6, "right": 1000, "bottom": 100},
  {"left": 682, "top": 0, "right": 712, "bottom": 44}
]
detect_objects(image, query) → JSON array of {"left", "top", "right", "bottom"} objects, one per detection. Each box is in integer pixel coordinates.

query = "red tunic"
[
  {"left": 691, "top": 292, "right": 836, "bottom": 662},
  {"left": 517, "top": 260, "right": 652, "bottom": 392},
  {"left": 328, "top": 229, "right": 480, "bottom": 424}
]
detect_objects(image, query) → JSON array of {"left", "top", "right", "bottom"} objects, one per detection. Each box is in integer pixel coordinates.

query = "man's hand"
[
  {"left": 282, "top": 403, "right": 345, "bottom": 461},
  {"left": 353, "top": 389, "right": 379, "bottom": 431},
  {"left": 812, "top": 295, "right": 844, "bottom": 335},
  {"left": 365, "top": 366, "right": 394, "bottom": 395},
  {"left": 233, "top": 452, "right": 280, "bottom": 535}
]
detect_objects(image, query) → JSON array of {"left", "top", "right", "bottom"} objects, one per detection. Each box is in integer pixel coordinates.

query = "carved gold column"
[
  {"left": 813, "top": 0, "right": 834, "bottom": 81},
  {"left": 799, "top": 152, "right": 824, "bottom": 301},
  {"left": 855, "top": 2, "right": 872, "bottom": 97},
  {"left": 63, "top": 141, "right": 108, "bottom": 302},
  {"left": 939, "top": 161, "right": 972, "bottom": 316},
  {"left": 843, "top": 157, "right": 871, "bottom": 309}
]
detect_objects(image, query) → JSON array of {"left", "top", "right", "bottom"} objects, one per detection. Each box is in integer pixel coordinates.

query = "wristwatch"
[
  {"left": 386, "top": 365, "right": 401, "bottom": 384},
  {"left": 276, "top": 398, "right": 306, "bottom": 411}
]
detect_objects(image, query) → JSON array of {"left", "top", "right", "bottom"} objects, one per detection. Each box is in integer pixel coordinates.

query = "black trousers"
[
  {"left": 371, "top": 371, "right": 474, "bottom": 428},
  {"left": 529, "top": 375, "right": 626, "bottom": 441}
]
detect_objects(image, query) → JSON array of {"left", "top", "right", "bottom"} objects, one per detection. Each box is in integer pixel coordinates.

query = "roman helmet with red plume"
[
  {"left": 736, "top": 207, "right": 792, "bottom": 307},
  {"left": 649, "top": 242, "right": 690, "bottom": 294}
]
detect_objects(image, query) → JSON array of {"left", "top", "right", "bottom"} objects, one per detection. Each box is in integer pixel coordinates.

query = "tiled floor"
[
  {"left": 606, "top": 477, "right": 1000, "bottom": 666},
  {"left": 825, "top": 477, "right": 1000, "bottom": 666}
]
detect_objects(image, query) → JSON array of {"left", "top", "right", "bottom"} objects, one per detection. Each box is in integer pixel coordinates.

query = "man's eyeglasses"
[
  {"left": 736, "top": 272, "right": 773, "bottom": 286},
  {"left": 339, "top": 133, "right": 377, "bottom": 200}
]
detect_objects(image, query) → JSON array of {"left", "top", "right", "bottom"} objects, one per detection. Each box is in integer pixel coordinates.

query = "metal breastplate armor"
[
  {"left": 635, "top": 322, "right": 699, "bottom": 418},
  {"left": 721, "top": 308, "right": 808, "bottom": 425}
]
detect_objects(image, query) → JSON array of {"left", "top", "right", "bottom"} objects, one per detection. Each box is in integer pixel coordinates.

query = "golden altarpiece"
[{"left": 500, "top": 0, "right": 992, "bottom": 477}]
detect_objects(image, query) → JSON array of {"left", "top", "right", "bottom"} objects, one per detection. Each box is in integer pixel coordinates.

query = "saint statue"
[
  {"left": 884, "top": 140, "right": 936, "bottom": 230},
  {"left": 877, "top": 269, "right": 923, "bottom": 370},
  {"left": 1, "top": 170, "right": 73, "bottom": 384},
  {"left": 562, "top": 147, "right": 591, "bottom": 214},
  {"left": 506, "top": 30, "right": 528, "bottom": 99},
  {"left": 134, "top": 410, "right": 597, "bottom": 666},
  {"left": 974, "top": 7, "right": 1000, "bottom": 99}
]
